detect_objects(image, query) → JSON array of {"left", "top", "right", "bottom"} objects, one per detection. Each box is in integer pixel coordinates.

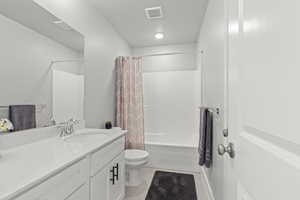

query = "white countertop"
[{"left": 0, "top": 128, "right": 126, "bottom": 200}]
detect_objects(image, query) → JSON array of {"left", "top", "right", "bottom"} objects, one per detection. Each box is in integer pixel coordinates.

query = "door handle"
[{"left": 218, "top": 142, "right": 235, "bottom": 158}]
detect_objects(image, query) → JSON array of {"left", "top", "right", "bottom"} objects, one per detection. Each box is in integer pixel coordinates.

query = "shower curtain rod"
[
  {"left": 140, "top": 52, "right": 195, "bottom": 58},
  {"left": 48, "top": 59, "right": 84, "bottom": 68},
  {"left": 50, "top": 59, "right": 84, "bottom": 64}
]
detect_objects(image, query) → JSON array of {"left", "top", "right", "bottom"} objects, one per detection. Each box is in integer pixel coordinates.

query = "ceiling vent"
[{"left": 145, "top": 6, "right": 163, "bottom": 19}]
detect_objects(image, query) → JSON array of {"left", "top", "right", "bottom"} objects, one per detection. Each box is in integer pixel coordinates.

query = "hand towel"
[
  {"left": 198, "top": 107, "right": 208, "bottom": 166},
  {"left": 205, "top": 110, "right": 213, "bottom": 168},
  {"left": 9, "top": 105, "right": 36, "bottom": 131},
  {"left": 198, "top": 107, "right": 213, "bottom": 168}
]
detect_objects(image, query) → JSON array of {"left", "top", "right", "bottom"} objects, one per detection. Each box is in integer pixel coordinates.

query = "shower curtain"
[{"left": 115, "top": 56, "right": 145, "bottom": 150}]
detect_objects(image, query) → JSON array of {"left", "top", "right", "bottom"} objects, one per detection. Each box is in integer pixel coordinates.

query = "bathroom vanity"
[{"left": 0, "top": 128, "right": 126, "bottom": 200}]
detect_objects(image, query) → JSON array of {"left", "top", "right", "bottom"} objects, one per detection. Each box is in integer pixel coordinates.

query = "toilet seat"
[{"left": 125, "top": 149, "right": 149, "bottom": 162}]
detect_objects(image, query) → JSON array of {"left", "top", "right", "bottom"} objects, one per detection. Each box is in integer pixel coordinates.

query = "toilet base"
[
  {"left": 125, "top": 149, "right": 149, "bottom": 187},
  {"left": 126, "top": 166, "right": 143, "bottom": 187}
]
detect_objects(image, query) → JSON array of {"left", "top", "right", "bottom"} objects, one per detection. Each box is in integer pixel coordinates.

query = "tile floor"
[{"left": 124, "top": 167, "right": 209, "bottom": 200}]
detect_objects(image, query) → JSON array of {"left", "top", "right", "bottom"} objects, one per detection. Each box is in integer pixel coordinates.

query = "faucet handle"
[{"left": 69, "top": 118, "right": 80, "bottom": 125}]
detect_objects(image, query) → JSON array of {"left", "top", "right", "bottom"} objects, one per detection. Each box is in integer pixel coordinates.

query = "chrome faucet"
[{"left": 57, "top": 118, "right": 80, "bottom": 137}]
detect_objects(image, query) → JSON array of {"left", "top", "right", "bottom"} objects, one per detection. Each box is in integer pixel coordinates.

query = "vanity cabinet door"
[
  {"left": 91, "top": 152, "right": 125, "bottom": 200},
  {"left": 109, "top": 152, "right": 125, "bottom": 200},
  {"left": 91, "top": 164, "right": 110, "bottom": 200}
]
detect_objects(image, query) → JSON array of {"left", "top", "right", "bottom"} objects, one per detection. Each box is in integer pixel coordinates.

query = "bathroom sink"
[
  {"left": 63, "top": 133, "right": 108, "bottom": 144},
  {"left": 63, "top": 129, "right": 108, "bottom": 143},
  {"left": 74, "top": 128, "right": 121, "bottom": 135},
  {"left": 62, "top": 128, "right": 122, "bottom": 143}
]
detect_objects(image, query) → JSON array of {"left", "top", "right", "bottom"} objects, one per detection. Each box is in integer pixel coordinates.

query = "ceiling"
[
  {"left": 0, "top": 0, "right": 84, "bottom": 52},
  {"left": 88, "top": 0, "right": 208, "bottom": 47}
]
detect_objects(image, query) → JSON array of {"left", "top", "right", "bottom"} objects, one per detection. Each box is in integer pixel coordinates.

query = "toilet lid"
[{"left": 125, "top": 150, "right": 149, "bottom": 162}]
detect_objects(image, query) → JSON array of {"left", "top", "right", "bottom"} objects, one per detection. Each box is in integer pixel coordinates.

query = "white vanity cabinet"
[
  {"left": 90, "top": 138, "right": 125, "bottom": 200},
  {"left": 15, "top": 157, "right": 90, "bottom": 200},
  {"left": 13, "top": 135, "right": 125, "bottom": 200},
  {"left": 108, "top": 153, "right": 125, "bottom": 200},
  {"left": 91, "top": 153, "right": 125, "bottom": 200}
]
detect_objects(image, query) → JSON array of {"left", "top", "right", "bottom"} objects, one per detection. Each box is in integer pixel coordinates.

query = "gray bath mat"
[{"left": 145, "top": 171, "right": 197, "bottom": 200}]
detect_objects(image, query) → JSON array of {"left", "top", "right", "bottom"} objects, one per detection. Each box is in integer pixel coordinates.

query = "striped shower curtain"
[{"left": 115, "top": 56, "right": 145, "bottom": 150}]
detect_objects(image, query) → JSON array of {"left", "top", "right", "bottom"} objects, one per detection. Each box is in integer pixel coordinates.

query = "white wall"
[
  {"left": 0, "top": 13, "right": 82, "bottom": 118},
  {"left": 35, "top": 0, "right": 132, "bottom": 128},
  {"left": 197, "top": 0, "right": 226, "bottom": 199},
  {"left": 133, "top": 44, "right": 196, "bottom": 72}
]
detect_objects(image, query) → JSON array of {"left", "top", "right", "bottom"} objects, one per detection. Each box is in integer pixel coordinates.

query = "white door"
[{"left": 223, "top": 0, "right": 300, "bottom": 199}]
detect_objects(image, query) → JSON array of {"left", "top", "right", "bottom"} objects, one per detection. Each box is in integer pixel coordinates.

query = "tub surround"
[{"left": 0, "top": 128, "right": 126, "bottom": 200}]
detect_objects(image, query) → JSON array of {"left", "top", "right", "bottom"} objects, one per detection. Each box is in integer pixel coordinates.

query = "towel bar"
[{"left": 198, "top": 106, "right": 220, "bottom": 115}]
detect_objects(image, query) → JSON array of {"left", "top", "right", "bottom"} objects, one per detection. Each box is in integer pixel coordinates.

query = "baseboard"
[{"left": 200, "top": 167, "right": 216, "bottom": 200}]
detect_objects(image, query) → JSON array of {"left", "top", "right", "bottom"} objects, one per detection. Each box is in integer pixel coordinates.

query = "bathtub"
[
  {"left": 145, "top": 132, "right": 201, "bottom": 172},
  {"left": 145, "top": 132, "right": 198, "bottom": 147}
]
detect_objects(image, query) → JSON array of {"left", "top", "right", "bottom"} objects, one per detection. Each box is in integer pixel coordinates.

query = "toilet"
[{"left": 125, "top": 149, "right": 149, "bottom": 187}]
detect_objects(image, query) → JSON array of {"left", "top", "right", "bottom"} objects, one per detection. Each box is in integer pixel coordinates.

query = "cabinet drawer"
[
  {"left": 15, "top": 157, "right": 89, "bottom": 200},
  {"left": 90, "top": 137, "right": 125, "bottom": 177}
]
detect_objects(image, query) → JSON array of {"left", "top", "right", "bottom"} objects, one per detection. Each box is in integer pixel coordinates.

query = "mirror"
[{"left": 0, "top": 0, "right": 85, "bottom": 133}]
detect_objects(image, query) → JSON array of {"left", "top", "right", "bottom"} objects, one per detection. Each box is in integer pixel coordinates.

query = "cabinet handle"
[
  {"left": 110, "top": 163, "right": 119, "bottom": 185},
  {"left": 114, "top": 163, "right": 119, "bottom": 181},
  {"left": 110, "top": 168, "right": 115, "bottom": 185}
]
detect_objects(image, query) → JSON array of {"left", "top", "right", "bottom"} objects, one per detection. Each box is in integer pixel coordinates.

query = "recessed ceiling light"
[{"left": 155, "top": 33, "right": 164, "bottom": 39}]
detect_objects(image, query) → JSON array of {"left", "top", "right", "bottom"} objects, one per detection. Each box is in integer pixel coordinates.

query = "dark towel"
[
  {"left": 205, "top": 110, "right": 213, "bottom": 167},
  {"left": 198, "top": 107, "right": 207, "bottom": 165},
  {"left": 9, "top": 105, "right": 36, "bottom": 131},
  {"left": 198, "top": 107, "right": 213, "bottom": 168}
]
